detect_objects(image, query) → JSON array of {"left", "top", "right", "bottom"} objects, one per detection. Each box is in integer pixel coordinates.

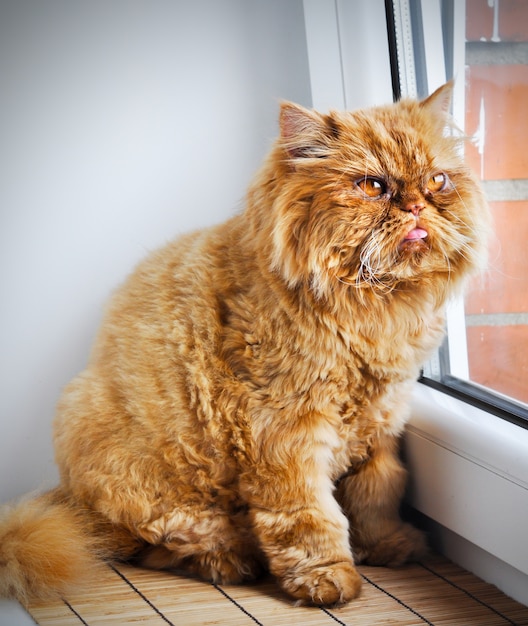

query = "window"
[{"left": 388, "top": 0, "right": 528, "bottom": 427}]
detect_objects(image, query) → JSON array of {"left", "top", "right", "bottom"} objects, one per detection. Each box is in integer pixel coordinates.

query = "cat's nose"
[{"left": 404, "top": 201, "right": 425, "bottom": 216}]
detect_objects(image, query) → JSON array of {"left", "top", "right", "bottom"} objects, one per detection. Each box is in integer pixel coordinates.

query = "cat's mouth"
[
  {"left": 403, "top": 227, "right": 428, "bottom": 242},
  {"left": 399, "top": 226, "right": 429, "bottom": 254}
]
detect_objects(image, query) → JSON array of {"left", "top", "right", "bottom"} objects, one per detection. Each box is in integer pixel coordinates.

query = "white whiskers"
[
  {"left": 354, "top": 229, "right": 396, "bottom": 292},
  {"left": 358, "top": 230, "right": 383, "bottom": 285}
]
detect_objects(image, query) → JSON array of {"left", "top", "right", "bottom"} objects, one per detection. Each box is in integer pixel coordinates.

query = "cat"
[{"left": 0, "top": 82, "right": 489, "bottom": 607}]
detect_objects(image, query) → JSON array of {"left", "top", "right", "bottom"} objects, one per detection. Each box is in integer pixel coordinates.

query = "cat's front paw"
[
  {"left": 280, "top": 561, "right": 362, "bottom": 606},
  {"left": 354, "top": 523, "right": 427, "bottom": 567}
]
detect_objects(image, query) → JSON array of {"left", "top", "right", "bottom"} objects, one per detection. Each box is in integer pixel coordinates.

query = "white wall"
[{"left": 0, "top": 0, "right": 312, "bottom": 503}]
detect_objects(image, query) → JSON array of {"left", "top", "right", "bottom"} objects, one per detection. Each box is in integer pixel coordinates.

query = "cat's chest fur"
[{"left": 212, "top": 247, "right": 443, "bottom": 476}]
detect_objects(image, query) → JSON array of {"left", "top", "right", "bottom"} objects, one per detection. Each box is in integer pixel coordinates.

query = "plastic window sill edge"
[{"left": 405, "top": 382, "right": 528, "bottom": 588}]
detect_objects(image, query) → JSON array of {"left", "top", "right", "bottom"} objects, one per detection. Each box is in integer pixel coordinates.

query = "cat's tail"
[{"left": 0, "top": 488, "right": 140, "bottom": 605}]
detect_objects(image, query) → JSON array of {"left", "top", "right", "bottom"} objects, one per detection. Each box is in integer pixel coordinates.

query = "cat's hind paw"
[
  {"left": 137, "top": 545, "right": 264, "bottom": 585},
  {"left": 354, "top": 523, "right": 428, "bottom": 567},
  {"left": 280, "top": 561, "right": 362, "bottom": 606}
]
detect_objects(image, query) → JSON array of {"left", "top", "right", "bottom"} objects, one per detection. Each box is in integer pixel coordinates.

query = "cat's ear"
[
  {"left": 420, "top": 81, "right": 454, "bottom": 115},
  {"left": 279, "top": 102, "right": 336, "bottom": 160}
]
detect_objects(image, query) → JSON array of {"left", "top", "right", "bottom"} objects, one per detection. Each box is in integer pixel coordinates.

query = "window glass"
[
  {"left": 463, "top": 0, "right": 528, "bottom": 406},
  {"left": 389, "top": 0, "right": 528, "bottom": 423}
]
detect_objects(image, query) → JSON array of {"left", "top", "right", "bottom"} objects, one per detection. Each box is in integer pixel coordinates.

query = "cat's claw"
[{"left": 280, "top": 561, "right": 362, "bottom": 606}]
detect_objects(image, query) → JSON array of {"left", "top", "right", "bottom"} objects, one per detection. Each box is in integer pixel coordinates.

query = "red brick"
[
  {"left": 465, "top": 65, "right": 528, "bottom": 180},
  {"left": 466, "top": 325, "right": 528, "bottom": 403},
  {"left": 465, "top": 201, "right": 528, "bottom": 315},
  {"left": 467, "top": 0, "right": 528, "bottom": 43}
]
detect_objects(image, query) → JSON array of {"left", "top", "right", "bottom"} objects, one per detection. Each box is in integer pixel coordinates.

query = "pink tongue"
[{"left": 405, "top": 228, "right": 428, "bottom": 240}]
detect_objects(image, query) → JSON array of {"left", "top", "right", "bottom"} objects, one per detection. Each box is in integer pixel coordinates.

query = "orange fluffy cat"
[{"left": 0, "top": 83, "right": 488, "bottom": 607}]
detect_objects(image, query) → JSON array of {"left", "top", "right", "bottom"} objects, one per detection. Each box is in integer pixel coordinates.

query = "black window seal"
[{"left": 419, "top": 374, "right": 528, "bottom": 430}]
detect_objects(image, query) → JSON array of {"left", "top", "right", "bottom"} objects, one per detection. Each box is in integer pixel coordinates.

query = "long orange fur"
[{"left": 0, "top": 84, "right": 489, "bottom": 606}]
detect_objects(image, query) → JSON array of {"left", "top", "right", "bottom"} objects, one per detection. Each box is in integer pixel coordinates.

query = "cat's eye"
[
  {"left": 356, "top": 177, "right": 386, "bottom": 198},
  {"left": 427, "top": 172, "right": 449, "bottom": 193}
]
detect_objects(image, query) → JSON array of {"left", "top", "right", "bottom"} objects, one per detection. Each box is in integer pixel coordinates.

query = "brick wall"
[{"left": 464, "top": 0, "right": 528, "bottom": 403}]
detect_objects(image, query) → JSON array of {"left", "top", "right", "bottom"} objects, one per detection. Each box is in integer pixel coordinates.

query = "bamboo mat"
[{"left": 26, "top": 554, "right": 528, "bottom": 625}]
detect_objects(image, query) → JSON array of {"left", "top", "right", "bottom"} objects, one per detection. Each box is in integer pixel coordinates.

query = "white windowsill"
[{"left": 405, "top": 383, "right": 528, "bottom": 605}]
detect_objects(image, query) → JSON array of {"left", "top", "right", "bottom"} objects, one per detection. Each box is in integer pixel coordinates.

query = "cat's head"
[{"left": 261, "top": 83, "right": 489, "bottom": 305}]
